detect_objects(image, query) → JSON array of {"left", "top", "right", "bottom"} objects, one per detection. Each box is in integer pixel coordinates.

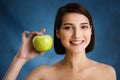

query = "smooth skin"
[{"left": 3, "top": 13, "right": 116, "bottom": 80}]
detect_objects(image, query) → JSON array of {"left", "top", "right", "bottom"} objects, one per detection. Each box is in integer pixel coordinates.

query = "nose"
[{"left": 73, "top": 28, "right": 81, "bottom": 38}]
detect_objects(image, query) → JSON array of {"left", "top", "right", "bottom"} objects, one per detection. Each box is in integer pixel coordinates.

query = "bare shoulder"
[
  {"left": 91, "top": 60, "right": 116, "bottom": 80},
  {"left": 96, "top": 61, "right": 116, "bottom": 74},
  {"left": 25, "top": 65, "right": 54, "bottom": 80}
]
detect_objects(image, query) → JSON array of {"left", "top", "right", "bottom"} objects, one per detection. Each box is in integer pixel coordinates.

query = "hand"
[{"left": 16, "top": 28, "right": 46, "bottom": 60}]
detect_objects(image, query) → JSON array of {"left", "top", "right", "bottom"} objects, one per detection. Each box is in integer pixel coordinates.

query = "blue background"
[{"left": 0, "top": 0, "right": 120, "bottom": 80}]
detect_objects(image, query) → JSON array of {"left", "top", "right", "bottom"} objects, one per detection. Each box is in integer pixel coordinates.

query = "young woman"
[{"left": 3, "top": 3, "right": 116, "bottom": 80}]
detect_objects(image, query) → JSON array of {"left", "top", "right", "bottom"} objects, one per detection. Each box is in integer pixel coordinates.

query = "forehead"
[{"left": 62, "top": 13, "right": 90, "bottom": 24}]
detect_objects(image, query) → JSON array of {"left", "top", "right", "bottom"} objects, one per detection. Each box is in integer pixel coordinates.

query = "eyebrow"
[
  {"left": 81, "top": 23, "right": 89, "bottom": 25},
  {"left": 63, "top": 22, "right": 89, "bottom": 26},
  {"left": 63, "top": 23, "right": 73, "bottom": 25}
]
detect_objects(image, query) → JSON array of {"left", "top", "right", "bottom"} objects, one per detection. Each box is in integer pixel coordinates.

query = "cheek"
[
  {"left": 59, "top": 31, "right": 71, "bottom": 47},
  {"left": 60, "top": 30, "right": 71, "bottom": 39},
  {"left": 60, "top": 33, "right": 68, "bottom": 43},
  {"left": 85, "top": 31, "right": 92, "bottom": 41}
]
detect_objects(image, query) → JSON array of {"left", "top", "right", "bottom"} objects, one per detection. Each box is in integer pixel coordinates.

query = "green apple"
[{"left": 32, "top": 35, "right": 53, "bottom": 52}]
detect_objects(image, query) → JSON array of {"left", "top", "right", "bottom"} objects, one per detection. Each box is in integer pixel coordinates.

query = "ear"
[
  {"left": 56, "top": 30, "right": 60, "bottom": 39},
  {"left": 90, "top": 26, "right": 92, "bottom": 36}
]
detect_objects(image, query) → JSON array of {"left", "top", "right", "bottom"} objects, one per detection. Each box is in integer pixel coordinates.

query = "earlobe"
[
  {"left": 91, "top": 30, "right": 92, "bottom": 36},
  {"left": 90, "top": 26, "right": 92, "bottom": 36},
  {"left": 56, "top": 30, "right": 60, "bottom": 39}
]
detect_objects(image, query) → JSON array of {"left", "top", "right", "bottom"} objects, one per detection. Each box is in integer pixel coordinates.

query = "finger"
[
  {"left": 38, "top": 28, "right": 46, "bottom": 35},
  {"left": 37, "top": 51, "right": 45, "bottom": 56},
  {"left": 29, "top": 32, "right": 39, "bottom": 39},
  {"left": 22, "top": 31, "right": 30, "bottom": 39}
]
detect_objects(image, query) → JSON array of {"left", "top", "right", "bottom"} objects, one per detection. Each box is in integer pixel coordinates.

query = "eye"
[
  {"left": 64, "top": 25, "right": 73, "bottom": 30},
  {"left": 81, "top": 25, "right": 89, "bottom": 29}
]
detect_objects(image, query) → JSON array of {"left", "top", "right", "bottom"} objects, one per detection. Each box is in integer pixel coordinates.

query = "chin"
[{"left": 67, "top": 48, "right": 85, "bottom": 54}]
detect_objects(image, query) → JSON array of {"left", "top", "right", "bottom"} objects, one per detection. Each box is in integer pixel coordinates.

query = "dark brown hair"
[{"left": 54, "top": 3, "right": 95, "bottom": 55}]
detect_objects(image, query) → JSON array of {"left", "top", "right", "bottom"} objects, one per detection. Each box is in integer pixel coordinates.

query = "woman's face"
[{"left": 56, "top": 13, "right": 92, "bottom": 53}]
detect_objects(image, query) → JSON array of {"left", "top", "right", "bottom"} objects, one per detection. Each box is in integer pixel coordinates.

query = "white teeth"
[
  {"left": 72, "top": 42, "right": 81, "bottom": 44},
  {"left": 71, "top": 41, "right": 83, "bottom": 44}
]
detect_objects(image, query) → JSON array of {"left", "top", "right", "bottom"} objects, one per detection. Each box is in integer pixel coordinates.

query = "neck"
[{"left": 63, "top": 50, "right": 90, "bottom": 71}]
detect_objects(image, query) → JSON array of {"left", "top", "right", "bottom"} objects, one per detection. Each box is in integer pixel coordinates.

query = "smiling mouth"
[{"left": 70, "top": 40, "right": 84, "bottom": 46}]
